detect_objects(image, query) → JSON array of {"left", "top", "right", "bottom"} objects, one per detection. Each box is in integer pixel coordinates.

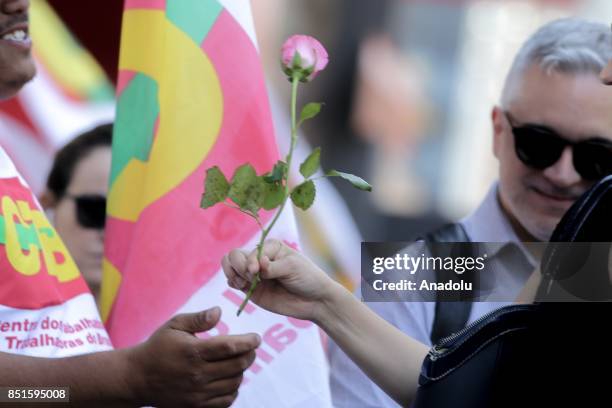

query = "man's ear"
[
  {"left": 39, "top": 190, "right": 57, "bottom": 209},
  {"left": 491, "top": 106, "right": 505, "bottom": 160}
]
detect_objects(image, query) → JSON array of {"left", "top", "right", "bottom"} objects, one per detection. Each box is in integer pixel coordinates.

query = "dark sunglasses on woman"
[
  {"left": 504, "top": 111, "right": 612, "bottom": 181},
  {"left": 65, "top": 194, "right": 107, "bottom": 229}
]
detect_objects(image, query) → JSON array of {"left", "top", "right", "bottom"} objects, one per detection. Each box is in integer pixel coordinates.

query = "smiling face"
[
  {"left": 493, "top": 64, "right": 612, "bottom": 241},
  {"left": 0, "top": 0, "right": 34, "bottom": 99}
]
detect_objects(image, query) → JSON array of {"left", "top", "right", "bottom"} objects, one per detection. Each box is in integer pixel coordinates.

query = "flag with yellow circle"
[{"left": 101, "top": 1, "right": 332, "bottom": 406}]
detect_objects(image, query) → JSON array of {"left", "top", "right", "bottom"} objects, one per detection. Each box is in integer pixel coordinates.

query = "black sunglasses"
[
  {"left": 66, "top": 194, "right": 107, "bottom": 229},
  {"left": 505, "top": 112, "right": 612, "bottom": 181}
]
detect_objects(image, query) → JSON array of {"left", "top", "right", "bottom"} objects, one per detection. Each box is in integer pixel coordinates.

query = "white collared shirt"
[{"left": 329, "top": 183, "right": 537, "bottom": 408}]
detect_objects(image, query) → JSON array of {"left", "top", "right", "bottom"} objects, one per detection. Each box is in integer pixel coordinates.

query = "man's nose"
[
  {"left": 1, "top": 0, "right": 28, "bottom": 15},
  {"left": 542, "top": 146, "right": 582, "bottom": 187}
]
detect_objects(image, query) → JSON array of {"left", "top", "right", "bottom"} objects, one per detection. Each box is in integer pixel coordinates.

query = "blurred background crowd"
[
  {"left": 255, "top": 0, "right": 612, "bottom": 238},
  {"left": 2, "top": 0, "right": 611, "bottom": 293}
]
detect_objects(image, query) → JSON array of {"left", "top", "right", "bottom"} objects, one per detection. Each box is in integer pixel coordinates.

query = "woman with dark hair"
[{"left": 40, "top": 123, "right": 112, "bottom": 300}]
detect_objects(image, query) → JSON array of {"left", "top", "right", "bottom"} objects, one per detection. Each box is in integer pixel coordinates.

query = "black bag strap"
[{"left": 423, "top": 223, "right": 473, "bottom": 344}]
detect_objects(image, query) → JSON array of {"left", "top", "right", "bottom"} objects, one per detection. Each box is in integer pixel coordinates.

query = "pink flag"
[{"left": 101, "top": 1, "right": 332, "bottom": 406}]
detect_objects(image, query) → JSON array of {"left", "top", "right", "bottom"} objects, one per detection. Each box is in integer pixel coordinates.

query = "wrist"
[
  {"left": 312, "top": 281, "right": 350, "bottom": 328},
  {"left": 50, "top": 348, "right": 138, "bottom": 407},
  {"left": 122, "top": 345, "right": 149, "bottom": 406}
]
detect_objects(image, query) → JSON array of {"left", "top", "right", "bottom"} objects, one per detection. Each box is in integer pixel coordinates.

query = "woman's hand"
[
  {"left": 224, "top": 240, "right": 428, "bottom": 407},
  {"left": 222, "top": 240, "right": 342, "bottom": 321}
]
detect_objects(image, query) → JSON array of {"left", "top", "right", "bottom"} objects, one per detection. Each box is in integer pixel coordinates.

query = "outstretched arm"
[
  {"left": 224, "top": 240, "right": 428, "bottom": 406},
  {"left": 314, "top": 283, "right": 428, "bottom": 406},
  {"left": 0, "top": 307, "right": 260, "bottom": 407}
]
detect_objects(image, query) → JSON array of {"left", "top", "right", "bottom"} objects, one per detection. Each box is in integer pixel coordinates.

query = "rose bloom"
[{"left": 281, "top": 34, "right": 328, "bottom": 82}]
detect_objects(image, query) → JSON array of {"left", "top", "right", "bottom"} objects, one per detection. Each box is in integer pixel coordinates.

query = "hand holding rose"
[
  {"left": 222, "top": 240, "right": 344, "bottom": 322},
  {"left": 222, "top": 241, "right": 429, "bottom": 407},
  {"left": 202, "top": 35, "right": 370, "bottom": 316}
]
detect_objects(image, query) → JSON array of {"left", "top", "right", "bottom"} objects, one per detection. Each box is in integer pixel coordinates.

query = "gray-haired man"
[{"left": 330, "top": 17, "right": 612, "bottom": 408}]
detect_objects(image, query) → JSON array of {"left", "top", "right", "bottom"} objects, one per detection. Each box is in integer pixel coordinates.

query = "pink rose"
[{"left": 281, "top": 35, "right": 328, "bottom": 82}]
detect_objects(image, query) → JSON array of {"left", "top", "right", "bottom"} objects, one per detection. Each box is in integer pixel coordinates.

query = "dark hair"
[{"left": 46, "top": 123, "right": 113, "bottom": 199}]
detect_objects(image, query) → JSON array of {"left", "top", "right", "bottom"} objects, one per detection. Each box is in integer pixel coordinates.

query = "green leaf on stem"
[
  {"left": 262, "top": 182, "right": 286, "bottom": 210},
  {"left": 263, "top": 160, "right": 288, "bottom": 184},
  {"left": 228, "top": 164, "right": 265, "bottom": 213},
  {"left": 299, "top": 147, "right": 321, "bottom": 178},
  {"left": 200, "top": 166, "right": 229, "bottom": 208},
  {"left": 290, "top": 180, "right": 316, "bottom": 210},
  {"left": 299, "top": 102, "right": 322, "bottom": 125},
  {"left": 326, "top": 169, "right": 372, "bottom": 192}
]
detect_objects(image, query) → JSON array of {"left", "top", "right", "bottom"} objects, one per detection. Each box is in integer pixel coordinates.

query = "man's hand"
[{"left": 128, "top": 307, "right": 260, "bottom": 407}]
